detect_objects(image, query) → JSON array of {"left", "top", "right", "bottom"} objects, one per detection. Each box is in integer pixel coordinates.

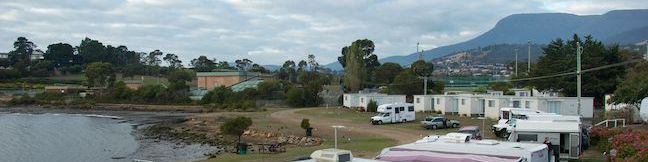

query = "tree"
[
  {"left": 300, "top": 118, "right": 311, "bottom": 129},
  {"left": 279, "top": 60, "right": 297, "bottom": 82},
  {"left": 390, "top": 70, "right": 422, "bottom": 96},
  {"left": 30, "top": 60, "right": 53, "bottom": 77},
  {"left": 215, "top": 61, "right": 234, "bottom": 70},
  {"left": 411, "top": 60, "right": 434, "bottom": 77},
  {"left": 249, "top": 64, "right": 269, "bottom": 73},
  {"left": 235, "top": 59, "right": 252, "bottom": 71},
  {"left": 145, "top": 50, "right": 163, "bottom": 66},
  {"left": 374, "top": 62, "right": 403, "bottom": 84},
  {"left": 489, "top": 82, "right": 513, "bottom": 94},
  {"left": 44, "top": 43, "right": 74, "bottom": 67},
  {"left": 163, "top": 53, "right": 183, "bottom": 69},
  {"left": 85, "top": 62, "right": 116, "bottom": 88},
  {"left": 190, "top": 56, "right": 215, "bottom": 72},
  {"left": 220, "top": 116, "right": 253, "bottom": 145},
  {"left": 367, "top": 100, "right": 378, "bottom": 112},
  {"left": 341, "top": 40, "right": 371, "bottom": 92},
  {"left": 527, "top": 35, "right": 624, "bottom": 101},
  {"left": 77, "top": 37, "right": 106, "bottom": 64},
  {"left": 122, "top": 64, "right": 145, "bottom": 79},
  {"left": 8, "top": 37, "right": 37, "bottom": 73},
  {"left": 167, "top": 69, "right": 195, "bottom": 91},
  {"left": 307, "top": 54, "right": 320, "bottom": 71},
  {"left": 610, "top": 61, "right": 648, "bottom": 105}
]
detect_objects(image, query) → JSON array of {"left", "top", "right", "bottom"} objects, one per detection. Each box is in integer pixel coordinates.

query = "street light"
[{"left": 331, "top": 125, "right": 346, "bottom": 152}]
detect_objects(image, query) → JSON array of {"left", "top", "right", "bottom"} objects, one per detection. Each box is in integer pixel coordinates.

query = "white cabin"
[{"left": 359, "top": 95, "right": 406, "bottom": 109}]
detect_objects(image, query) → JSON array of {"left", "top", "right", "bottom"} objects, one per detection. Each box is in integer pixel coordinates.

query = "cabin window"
[
  {"left": 525, "top": 101, "right": 531, "bottom": 108},
  {"left": 436, "top": 98, "right": 440, "bottom": 104},
  {"left": 360, "top": 98, "right": 364, "bottom": 103},
  {"left": 512, "top": 101, "right": 521, "bottom": 108},
  {"left": 461, "top": 99, "right": 465, "bottom": 105},
  {"left": 416, "top": 98, "right": 420, "bottom": 103},
  {"left": 399, "top": 107, "right": 405, "bottom": 112},
  {"left": 548, "top": 101, "right": 560, "bottom": 113},
  {"left": 408, "top": 106, "right": 414, "bottom": 112},
  {"left": 345, "top": 96, "right": 348, "bottom": 100},
  {"left": 517, "top": 134, "right": 538, "bottom": 142},
  {"left": 488, "top": 100, "right": 495, "bottom": 107}
]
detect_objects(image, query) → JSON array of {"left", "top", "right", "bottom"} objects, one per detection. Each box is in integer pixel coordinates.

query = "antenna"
[{"left": 417, "top": 42, "right": 422, "bottom": 60}]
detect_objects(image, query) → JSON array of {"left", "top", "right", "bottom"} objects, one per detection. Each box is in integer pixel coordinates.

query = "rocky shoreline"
[{"left": 0, "top": 106, "right": 224, "bottom": 162}]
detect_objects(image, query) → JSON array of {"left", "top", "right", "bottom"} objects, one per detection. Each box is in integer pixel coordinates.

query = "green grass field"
[{"left": 297, "top": 108, "right": 499, "bottom": 139}]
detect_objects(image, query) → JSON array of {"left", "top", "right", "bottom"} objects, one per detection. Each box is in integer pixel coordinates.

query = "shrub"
[
  {"left": 220, "top": 116, "right": 253, "bottom": 145},
  {"left": 366, "top": 100, "right": 378, "bottom": 112},
  {"left": 301, "top": 118, "right": 311, "bottom": 129}
]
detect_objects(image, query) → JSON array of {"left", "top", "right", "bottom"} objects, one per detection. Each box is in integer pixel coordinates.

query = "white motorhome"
[
  {"left": 370, "top": 103, "right": 415, "bottom": 125},
  {"left": 492, "top": 108, "right": 552, "bottom": 137},
  {"left": 508, "top": 120, "right": 582, "bottom": 160},
  {"left": 377, "top": 133, "right": 550, "bottom": 162}
]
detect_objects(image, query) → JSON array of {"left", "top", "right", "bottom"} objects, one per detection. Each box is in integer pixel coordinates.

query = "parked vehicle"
[
  {"left": 370, "top": 103, "right": 415, "bottom": 125},
  {"left": 420, "top": 116, "right": 460, "bottom": 129},
  {"left": 457, "top": 126, "right": 482, "bottom": 140},
  {"left": 492, "top": 108, "right": 581, "bottom": 138},
  {"left": 507, "top": 120, "right": 582, "bottom": 160},
  {"left": 377, "top": 133, "right": 550, "bottom": 162}
]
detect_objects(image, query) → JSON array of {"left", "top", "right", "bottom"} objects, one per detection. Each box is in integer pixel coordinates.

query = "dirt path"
[{"left": 270, "top": 108, "right": 425, "bottom": 144}]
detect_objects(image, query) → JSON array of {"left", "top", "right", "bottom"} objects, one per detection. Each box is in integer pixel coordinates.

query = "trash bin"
[
  {"left": 305, "top": 127, "right": 313, "bottom": 137},
  {"left": 238, "top": 143, "right": 248, "bottom": 155}
]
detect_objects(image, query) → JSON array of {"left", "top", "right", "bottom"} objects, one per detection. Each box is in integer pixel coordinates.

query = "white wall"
[
  {"left": 359, "top": 95, "right": 406, "bottom": 108},
  {"left": 414, "top": 95, "right": 433, "bottom": 112}
]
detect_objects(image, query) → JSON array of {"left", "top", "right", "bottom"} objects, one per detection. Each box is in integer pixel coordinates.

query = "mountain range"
[{"left": 323, "top": 9, "right": 648, "bottom": 70}]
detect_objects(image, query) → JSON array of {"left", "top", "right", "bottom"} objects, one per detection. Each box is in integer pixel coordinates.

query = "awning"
[{"left": 376, "top": 150, "right": 521, "bottom": 162}]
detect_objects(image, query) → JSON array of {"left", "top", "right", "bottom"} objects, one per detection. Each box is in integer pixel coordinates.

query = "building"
[
  {"left": 122, "top": 80, "right": 144, "bottom": 90},
  {"left": 0, "top": 52, "right": 8, "bottom": 59},
  {"left": 196, "top": 71, "right": 273, "bottom": 90},
  {"left": 414, "top": 91, "right": 595, "bottom": 118},
  {"left": 30, "top": 50, "right": 44, "bottom": 61},
  {"left": 44, "top": 85, "right": 87, "bottom": 94},
  {"left": 343, "top": 93, "right": 406, "bottom": 109}
]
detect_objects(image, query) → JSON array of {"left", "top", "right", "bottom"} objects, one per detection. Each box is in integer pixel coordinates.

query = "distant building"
[
  {"left": 195, "top": 71, "right": 274, "bottom": 91},
  {"left": 0, "top": 52, "right": 8, "bottom": 59},
  {"left": 414, "top": 90, "right": 595, "bottom": 118},
  {"left": 123, "top": 80, "right": 144, "bottom": 90},
  {"left": 45, "top": 85, "right": 87, "bottom": 94},
  {"left": 30, "top": 50, "right": 44, "bottom": 61}
]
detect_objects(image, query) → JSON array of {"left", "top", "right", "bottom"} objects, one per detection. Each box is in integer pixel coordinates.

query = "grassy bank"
[{"left": 297, "top": 108, "right": 499, "bottom": 139}]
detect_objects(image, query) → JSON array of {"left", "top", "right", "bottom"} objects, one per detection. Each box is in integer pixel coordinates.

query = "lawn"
[
  {"left": 297, "top": 108, "right": 499, "bottom": 139},
  {"left": 197, "top": 108, "right": 397, "bottom": 162}
]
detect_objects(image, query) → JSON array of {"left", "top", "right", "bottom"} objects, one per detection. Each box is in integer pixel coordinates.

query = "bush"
[
  {"left": 301, "top": 118, "right": 311, "bottom": 129},
  {"left": 366, "top": 100, "right": 378, "bottom": 112},
  {"left": 285, "top": 86, "right": 321, "bottom": 108},
  {"left": 220, "top": 116, "right": 253, "bottom": 144}
]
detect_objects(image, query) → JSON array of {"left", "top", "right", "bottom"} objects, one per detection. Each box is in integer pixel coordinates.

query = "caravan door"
[
  {"left": 394, "top": 106, "right": 401, "bottom": 122},
  {"left": 569, "top": 133, "right": 580, "bottom": 158}
]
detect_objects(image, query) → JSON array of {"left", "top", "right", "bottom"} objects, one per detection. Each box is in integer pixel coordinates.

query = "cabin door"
[{"left": 569, "top": 133, "right": 580, "bottom": 158}]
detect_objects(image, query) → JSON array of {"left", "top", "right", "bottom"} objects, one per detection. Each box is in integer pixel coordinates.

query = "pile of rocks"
[{"left": 242, "top": 129, "right": 323, "bottom": 146}]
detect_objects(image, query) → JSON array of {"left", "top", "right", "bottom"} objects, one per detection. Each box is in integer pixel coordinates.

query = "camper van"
[
  {"left": 492, "top": 108, "right": 554, "bottom": 137},
  {"left": 377, "top": 133, "right": 550, "bottom": 162},
  {"left": 507, "top": 120, "right": 582, "bottom": 160},
  {"left": 371, "top": 103, "right": 415, "bottom": 125}
]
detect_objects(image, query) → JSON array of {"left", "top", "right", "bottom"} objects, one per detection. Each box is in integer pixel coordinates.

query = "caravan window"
[
  {"left": 416, "top": 98, "right": 420, "bottom": 103},
  {"left": 488, "top": 100, "right": 495, "bottom": 107},
  {"left": 408, "top": 106, "right": 414, "bottom": 112},
  {"left": 502, "top": 111, "right": 510, "bottom": 119},
  {"left": 517, "top": 134, "right": 538, "bottom": 142},
  {"left": 386, "top": 107, "right": 392, "bottom": 110},
  {"left": 525, "top": 101, "right": 531, "bottom": 108}
]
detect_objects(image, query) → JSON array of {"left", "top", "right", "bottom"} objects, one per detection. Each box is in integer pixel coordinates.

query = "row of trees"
[{"left": 514, "top": 34, "right": 647, "bottom": 105}]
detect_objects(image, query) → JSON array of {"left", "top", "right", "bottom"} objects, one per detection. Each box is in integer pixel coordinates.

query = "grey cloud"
[{"left": 1, "top": 0, "right": 646, "bottom": 65}]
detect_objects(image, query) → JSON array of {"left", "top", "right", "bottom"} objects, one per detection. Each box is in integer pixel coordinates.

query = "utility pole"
[
  {"left": 527, "top": 41, "right": 531, "bottom": 73},
  {"left": 576, "top": 42, "right": 582, "bottom": 116},
  {"left": 514, "top": 48, "right": 519, "bottom": 76},
  {"left": 644, "top": 40, "right": 648, "bottom": 60},
  {"left": 417, "top": 42, "right": 422, "bottom": 60}
]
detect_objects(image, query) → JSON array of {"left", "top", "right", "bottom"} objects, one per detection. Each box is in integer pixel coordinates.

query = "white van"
[{"left": 370, "top": 103, "right": 415, "bottom": 125}]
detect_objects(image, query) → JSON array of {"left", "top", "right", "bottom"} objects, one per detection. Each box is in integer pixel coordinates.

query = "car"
[
  {"left": 420, "top": 116, "right": 460, "bottom": 129},
  {"left": 457, "top": 126, "right": 482, "bottom": 140}
]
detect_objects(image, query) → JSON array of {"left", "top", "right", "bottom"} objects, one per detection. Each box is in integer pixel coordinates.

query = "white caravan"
[
  {"left": 507, "top": 120, "right": 582, "bottom": 160},
  {"left": 492, "top": 108, "right": 563, "bottom": 137},
  {"left": 371, "top": 103, "right": 416, "bottom": 125},
  {"left": 641, "top": 97, "right": 648, "bottom": 123},
  {"left": 377, "top": 133, "right": 550, "bottom": 162}
]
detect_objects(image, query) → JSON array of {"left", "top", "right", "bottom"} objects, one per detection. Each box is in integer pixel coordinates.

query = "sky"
[{"left": 1, "top": 0, "right": 647, "bottom": 66}]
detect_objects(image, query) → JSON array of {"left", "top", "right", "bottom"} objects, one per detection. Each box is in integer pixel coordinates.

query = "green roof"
[
  {"left": 230, "top": 80, "right": 264, "bottom": 92},
  {"left": 196, "top": 71, "right": 261, "bottom": 77}
]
